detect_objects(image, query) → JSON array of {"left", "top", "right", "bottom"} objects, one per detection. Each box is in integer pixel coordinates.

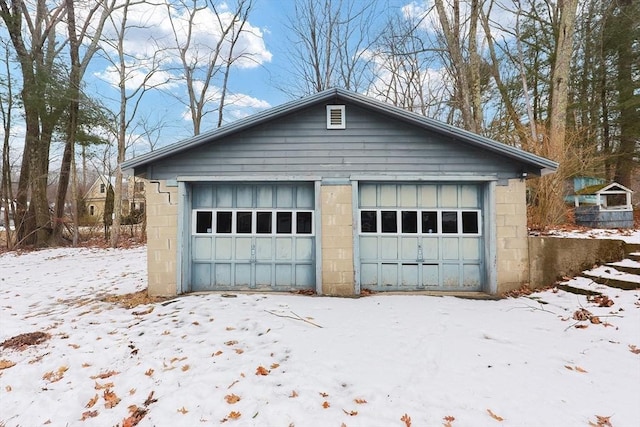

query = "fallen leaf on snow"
[
  {"left": 94, "top": 381, "right": 114, "bottom": 390},
  {"left": 401, "top": 413, "right": 412, "bottom": 427},
  {"left": 43, "top": 365, "right": 68, "bottom": 382},
  {"left": 181, "top": 364, "right": 190, "bottom": 371},
  {"left": 342, "top": 409, "right": 358, "bottom": 416},
  {"left": 145, "top": 368, "right": 154, "bottom": 376},
  {"left": 103, "top": 389, "right": 121, "bottom": 408},
  {"left": 629, "top": 345, "right": 640, "bottom": 354},
  {"left": 225, "top": 393, "right": 241, "bottom": 404},
  {"left": 290, "top": 390, "right": 298, "bottom": 398},
  {"left": 588, "top": 415, "right": 613, "bottom": 427},
  {"left": 319, "top": 392, "right": 329, "bottom": 397},
  {"left": 225, "top": 340, "right": 239, "bottom": 346},
  {"left": 144, "top": 391, "right": 157, "bottom": 406},
  {"left": 487, "top": 409, "right": 504, "bottom": 421},
  {"left": 270, "top": 363, "right": 280, "bottom": 369},
  {"left": 0, "top": 359, "right": 16, "bottom": 370},
  {"left": 575, "top": 324, "right": 589, "bottom": 329},
  {"left": 91, "top": 370, "right": 119, "bottom": 379},
  {"left": 354, "top": 398, "right": 367, "bottom": 404},
  {"left": 322, "top": 401, "right": 330, "bottom": 408},
  {"left": 255, "top": 366, "right": 270, "bottom": 376},
  {"left": 5, "top": 385, "right": 12, "bottom": 392},
  {"left": 213, "top": 350, "right": 223, "bottom": 356},
  {"left": 80, "top": 410, "right": 98, "bottom": 420},
  {"left": 228, "top": 411, "right": 241, "bottom": 419},
  {"left": 85, "top": 394, "right": 99, "bottom": 408},
  {"left": 177, "top": 406, "right": 188, "bottom": 414},
  {"left": 234, "top": 348, "right": 244, "bottom": 354},
  {"left": 575, "top": 366, "right": 588, "bottom": 373},
  {"left": 590, "top": 316, "right": 601, "bottom": 324}
]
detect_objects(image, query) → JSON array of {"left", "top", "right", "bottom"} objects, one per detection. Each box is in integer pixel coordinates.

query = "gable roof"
[
  {"left": 121, "top": 88, "right": 558, "bottom": 175},
  {"left": 575, "top": 182, "right": 633, "bottom": 195}
]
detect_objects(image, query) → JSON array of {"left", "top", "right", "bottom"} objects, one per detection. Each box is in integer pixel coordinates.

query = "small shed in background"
[{"left": 574, "top": 182, "right": 634, "bottom": 228}]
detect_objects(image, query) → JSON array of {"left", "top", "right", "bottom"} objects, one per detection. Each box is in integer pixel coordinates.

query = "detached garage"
[{"left": 122, "top": 88, "right": 557, "bottom": 297}]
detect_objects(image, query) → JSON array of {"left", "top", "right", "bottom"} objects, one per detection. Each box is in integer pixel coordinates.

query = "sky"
[{"left": 0, "top": 229, "right": 639, "bottom": 426}]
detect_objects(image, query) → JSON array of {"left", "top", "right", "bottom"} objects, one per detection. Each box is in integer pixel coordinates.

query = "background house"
[
  {"left": 122, "top": 88, "right": 557, "bottom": 297},
  {"left": 82, "top": 175, "right": 145, "bottom": 224}
]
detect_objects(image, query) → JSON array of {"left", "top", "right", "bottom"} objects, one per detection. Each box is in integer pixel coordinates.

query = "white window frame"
[
  {"left": 192, "top": 209, "right": 315, "bottom": 236},
  {"left": 358, "top": 209, "right": 482, "bottom": 236}
]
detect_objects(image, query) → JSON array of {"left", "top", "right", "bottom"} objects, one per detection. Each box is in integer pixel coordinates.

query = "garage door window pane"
[
  {"left": 422, "top": 211, "right": 438, "bottom": 233},
  {"left": 296, "top": 212, "right": 312, "bottom": 234},
  {"left": 462, "top": 211, "right": 479, "bottom": 234},
  {"left": 237, "top": 212, "right": 252, "bottom": 233},
  {"left": 361, "top": 211, "right": 377, "bottom": 232},
  {"left": 277, "top": 212, "right": 292, "bottom": 233},
  {"left": 402, "top": 211, "right": 417, "bottom": 233},
  {"left": 442, "top": 211, "right": 458, "bottom": 233},
  {"left": 381, "top": 211, "right": 397, "bottom": 233},
  {"left": 196, "top": 211, "right": 212, "bottom": 233},
  {"left": 256, "top": 212, "right": 272, "bottom": 233},
  {"left": 216, "top": 212, "right": 232, "bottom": 233}
]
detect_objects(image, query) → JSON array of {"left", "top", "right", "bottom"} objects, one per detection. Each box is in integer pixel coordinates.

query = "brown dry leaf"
[
  {"left": 234, "top": 348, "right": 244, "bottom": 354},
  {"left": 85, "top": 394, "right": 99, "bottom": 408},
  {"left": 94, "top": 381, "right": 114, "bottom": 390},
  {"left": 270, "top": 363, "right": 280, "bottom": 369},
  {"left": 132, "top": 306, "right": 154, "bottom": 316},
  {"left": 342, "top": 409, "right": 358, "bottom": 416},
  {"left": 575, "top": 366, "right": 588, "bottom": 373},
  {"left": 81, "top": 363, "right": 91, "bottom": 368},
  {"left": 68, "top": 343, "right": 80, "bottom": 349},
  {"left": 575, "top": 324, "right": 589, "bottom": 329},
  {"left": 145, "top": 368, "right": 154, "bottom": 376},
  {"left": 319, "top": 392, "right": 329, "bottom": 397},
  {"left": 43, "top": 365, "right": 68, "bottom": 382},
  {"left": 103, "top": 389, "right": 121, "bottom": 409},
  {"left": 192, "top": 321, "right": 200, "bottom": 326},
  {"left": 401, "top": 413, "right": 412, "bottom": 427},
  {"left": 588, "top": 415, "right": 613, "bottom": 427},
  {"left": 91, "top": 370, "right": 119, "bottom": 379},
  {"left": 6, "top": 385, "right": 12, "bottom": 392},
  {"left": 225, "top": 394, "right": 241, "bottom": 404},
  {"left": 590, "top": 316, "right": 602, "bottom": 324},
  {"left": 225, "top": 340, "right": 239, "bottom": 346},
  {"left": 573, "top": 308, "right": 592, "bottom": 321},
  {"left": 629, "top": 345, "right": 640, "bottom": 354},
  {"left": 0, "top": 359, "right": 16, "bottom": 370},
  {"left": 322, "top": 401, "right": 330, "bottom": 409},
  {"left": 213, "top": 350, "right": 223, "bottom": 356},
  {"left": 129, "top": 388, "right": 137, "bottom": 395},
  {"left": 290, "top": 390, "right": 299, "bottom": 398},
  {"left": 354, "top": 398, "right": 367, "bottom": 404},
  {"left": 487, "top": 409, "right": 504, "bottom": 421},
  {"left": 144, "top": 391, "right": 158, "bottom": 406},
  {"left": 228, "top": 411, "right": 241, "bottom": 419},
  {"left": 181, "top": 364, "right": 190, "bottom": 372},
  {"left": 80, "top": 410, "right": 98, "bottom": 420},
  {"left": 162, "top": 330, "right": 170, "bottom": 335},
  {"left": 443, "top": 415, "right": 456, "bottom": 427},
  {"left": 177, "top": 406, "right": 188, "bottom": 414},
  {"left": 255, "top": 366, "right": 270, "bottom": 376},
  {"left": 226, "top": 327, "right": 235, "bottom": 331},
  {"left": 564, "top": 365, "right": 574, "bottom": 370}
]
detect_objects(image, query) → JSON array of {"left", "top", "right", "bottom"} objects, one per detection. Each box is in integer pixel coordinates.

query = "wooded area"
[{"left": 1, "top": 0, "right": 638, "bottom": 248}]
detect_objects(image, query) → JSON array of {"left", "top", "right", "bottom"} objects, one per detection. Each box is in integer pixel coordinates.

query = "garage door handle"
[{"left": 416, "top": 244, "right": 424, "bottom": 262}]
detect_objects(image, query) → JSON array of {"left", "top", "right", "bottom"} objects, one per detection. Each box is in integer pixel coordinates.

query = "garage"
[
  {"left": 121, "top": 88, "right": 557, "bottom": 297},
  {"left": 189, "top": 182, "right": 316, "bottom": 291},
  {"left": 358, "top": 183, "right": 484, "bottom": 291}
]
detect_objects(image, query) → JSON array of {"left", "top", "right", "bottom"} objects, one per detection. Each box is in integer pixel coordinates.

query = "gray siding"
[{"left": 145, "top": 103, "right": 530, "bottom": 180}]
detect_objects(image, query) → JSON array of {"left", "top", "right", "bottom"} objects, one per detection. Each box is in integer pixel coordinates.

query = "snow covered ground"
[{"left": 1, "top": 244, "right": 639, "bottom": 427}]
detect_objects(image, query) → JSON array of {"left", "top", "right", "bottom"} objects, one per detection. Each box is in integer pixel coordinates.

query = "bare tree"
[
  {"left": 1, "top": 40, "right": 16, "bottom": 248},
  {"left": 99, "top": 0, "right": 168, "bottom": 247},
  {"left": 284, "top": 0, "right": 380, "bottom": 96},
  {"left": 165, "top": 0, "right": 256, "bottom": 135}
]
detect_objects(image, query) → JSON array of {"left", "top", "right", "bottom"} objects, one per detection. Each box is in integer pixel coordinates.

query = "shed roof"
[
  {"left": 121, "top": 88, "right": 558, "bottom": 175},
  {"left": 575, "top": 182, "right": 633, "bottom": 195}
]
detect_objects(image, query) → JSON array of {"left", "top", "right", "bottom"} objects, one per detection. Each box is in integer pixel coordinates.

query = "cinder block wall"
[
  {"left": 495, "top": 179, "right": 530, "bottom": 293},
  {"left": 145, "top": 180, "right": 178, "bottom": 296},
  {"left": 320, "top": 185, "right": 355, "bottom": 295}
]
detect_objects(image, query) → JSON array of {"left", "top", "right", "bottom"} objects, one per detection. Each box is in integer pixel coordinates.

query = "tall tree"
[
  {"left": 166, "top": 0, "right": 256, "bottom": 135},
  {"left": 0, "top": 0, "right": 68, "bottom": 246},
  {"left": 285, "top": 0, "right": 380, "bottom": 95}
]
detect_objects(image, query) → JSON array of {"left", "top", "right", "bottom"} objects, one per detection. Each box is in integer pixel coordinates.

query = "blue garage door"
[
  {"left": 359, "top": 183, "right": 484, "bottom": 291},
  {"left": 190, "top": 183, "right": 315, "bottom": 291}
]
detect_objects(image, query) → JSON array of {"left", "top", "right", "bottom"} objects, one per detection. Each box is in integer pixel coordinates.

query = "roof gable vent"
[{"left": 326, "top": 105, "right": 346, "bottom": 129}]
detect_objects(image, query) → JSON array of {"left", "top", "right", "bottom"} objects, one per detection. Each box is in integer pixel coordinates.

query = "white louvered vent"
[{"left": 326, "top": 105, "right": 346, "bottom": 129}]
